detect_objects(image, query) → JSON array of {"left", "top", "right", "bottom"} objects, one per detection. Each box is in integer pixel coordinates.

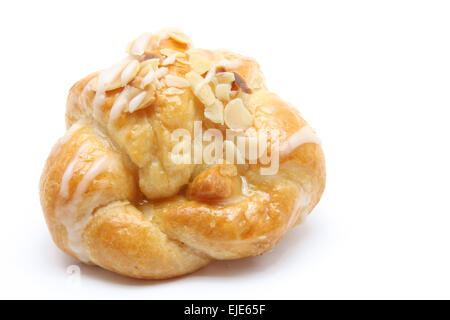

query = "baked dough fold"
[{"left": 40, "top": 29, "right": 326, "bottom": 279}]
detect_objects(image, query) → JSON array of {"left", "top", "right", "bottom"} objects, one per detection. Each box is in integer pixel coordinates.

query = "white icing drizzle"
[
  {"left": 240, "top": 176, "right": 251, "bottom": 196},
  {"left": 59, "top": 122, "right": 83, "bottom": 146},
  {"left": 73, "top": 157, "right": 109, "bottom": 201},
  {"left": 57, "top": 156, "right": 111, "bottom": 263},
  {"left": 59, "top": 143, "right": 89, "bottom": 199},
  {"left": 279, "top": 126, "right": 321, "bottom": 157}
]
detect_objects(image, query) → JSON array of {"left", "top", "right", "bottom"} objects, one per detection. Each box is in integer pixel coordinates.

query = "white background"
[{"left": 0, "top": 0, "right": 449, "bottom": 299}]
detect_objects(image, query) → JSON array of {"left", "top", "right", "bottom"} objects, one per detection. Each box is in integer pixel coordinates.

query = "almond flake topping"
[
  {"left": 163, "top": 87, "right": 185, "bottom": 95},
  {"left": 129, "top": 91, "right": 149, "bottom": 112},
  {"left": 164, "top": 74, "right": 190, "bottom": 88},
  {"left": 233, "top": 72, "right": 252, "bottom": 94},
  {"left": 94, "top": 59, "right": 139, "bottom": 92},
  {"left": 130, "top": 58, "right": 160, "bottom": 89},
  {"left": 141, "top": 67, "right": 168, "bottom": 88},
  {"left": 215, "top": 72, "right": 235, "bottom": 84},
  {"left": 167, "top": 31, "right": 192, "bottom": 45},
  {"left": 160, "top": 48, "right": 186, "bottom": 66},
  {"left": 109, "top": 85, "right": 156, "bottom": 121},
  {"left": 175, "top": 58, "right": 190, "bottom": 65},
  {"left": 189, "top": 53, "right": 213, "bottom": 75},
  {"left": 141, "top": 58, "right": 160, "bottom": 72},
  {"left": 161, "top": 55, "right": 177, "bottom": 66},
  {"left": 120, "top": 60, "right": 140, "bottom": 86},
  {"left": 204, "top": 99, "right": 224, "bottom": 124},
  {"left": 215, "top": 83, "right": 231, "bottom": 102},
  {"left": 160, "top": 48, "right": 186, "bottom": 57},
  {"left": 186, "top": 71, "right": 216, "bottom": 106},
  {"left": 130, "top": 33, "right": 152, "bottom": 56},
  {"left": 224, "top": 98, "right": 253, "bottom": 131}
]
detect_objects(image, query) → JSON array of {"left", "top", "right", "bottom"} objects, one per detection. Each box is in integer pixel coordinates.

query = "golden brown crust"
[
  {"left": 187, "top": 164, "right": 240, "bottom": 201},
  {"left": 39, "top": 29, "right": 326, "bottom": 279},
  {"left": 84, "top": 201, "right": 211, "bottom": 279}
]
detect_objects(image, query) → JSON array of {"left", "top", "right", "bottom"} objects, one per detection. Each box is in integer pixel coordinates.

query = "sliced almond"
[
  {"left": 216, "top": 72, "right": 235, "bottom": 84},
  {"left": 131, "top": 59, "right": 160, "bottom": 89},
  {"left": 125, "top": 41, "right": 133, "bottom": 55},
  {"left": 215, "top": 66, "right": 226, "bottom": 74},
  {"left": 94, "top": 59, "right": 139, "bottom": 91},
  {"left": 135, "top": 66, "right": 168, "bottom": 89},
  {"left": 163, "top": 87, "right": 185, "bottom": 95},
  {"left": 140, "top": 53, "right": 160, "bottom": 61},
  {"left": 160, "top": 48, "right": 186, "bottom": 66},
  {"left": 233, "top": 72, "right": 252, "bottom": 94},
  {"left": 189, "top": 53, "right": 213, "bottom": 75},
  {"left": 186, "top": 71, "right": 216, "bottom": 106},
  {"left": 218, "top": 58, "right": 242, "bottom": 69},
  {"left": 224, "top": 98, "right": 253, "bottom": 131},
  {"left": 110, "top": 86, "right": 132, "bottom": 121},
  {"left": 160, "top": 48, "right": 186, "bottom": 57},
  {"left": 185, "top": 71, "right": 203, "bottom": 85},
  {"left": 230, "top": 90, "right": 239, "bottom": 99},
  {"left": 120, "top": 60, "right": 140, "bottom": 86},
  {"left": 215, "top": 83, "right": 231, "bottom": 101},
  {"left": 204, "top": 99, "right": 224, "bottom": 124},
  {"left": 140, "top": 58, "right": 160, "bottom": 72},
  {"left": 110, "top": 85, "right": 155, "bottom": 121},
  {"left": 161, "top": 55, "right": 176, "bottom": 66},
  {"left": 176, "top": 57, "right": 190, "bottom": 65},
  {"left": 167, "top": 31, "right": 192, "bottom": 45},
  {"left": 128, "top": 88, "right": 155, "bottom": 113},
  {"left": 164, "top": 74, "right": 190, "bottom": 88},
  {"left": 129, "top": 33, "right": 152, "bottom": 56}
]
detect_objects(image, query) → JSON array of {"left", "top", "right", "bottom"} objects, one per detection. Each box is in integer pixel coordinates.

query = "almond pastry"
[{"left": 40, "top": 29, "right": 326, "bottom": 279}]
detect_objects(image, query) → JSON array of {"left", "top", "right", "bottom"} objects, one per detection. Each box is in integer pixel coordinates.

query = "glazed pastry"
[{"left": 39, "top": 29, "right": 326, "bottom": 279}]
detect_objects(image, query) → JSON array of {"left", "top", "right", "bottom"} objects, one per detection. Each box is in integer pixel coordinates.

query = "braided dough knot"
[{"left": 40, "top": 29, "right": 326, "bottom": 279}]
